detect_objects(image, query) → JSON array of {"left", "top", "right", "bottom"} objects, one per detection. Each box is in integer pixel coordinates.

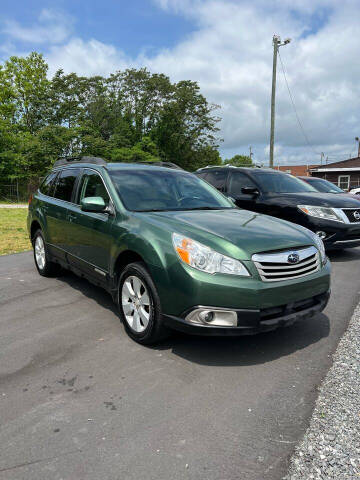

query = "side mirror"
[
  {"left": 81, "top": 196, "right": 107, "bottom": 213},
  {"left": 241, "top": 186, "right": 259, "bottom": 196}
]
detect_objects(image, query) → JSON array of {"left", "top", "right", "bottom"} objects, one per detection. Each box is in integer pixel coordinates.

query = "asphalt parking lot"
[{"left": 1, "top": 249, "right": 359, "bottom": 480}]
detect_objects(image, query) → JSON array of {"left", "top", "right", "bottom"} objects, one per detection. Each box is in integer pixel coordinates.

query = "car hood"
[
  {"left": 264, "top": 191, "right": 360, "bottom": 207},
  {"left": 138, "top": 208, "right": 315, "bottom": 259},
  {"left": 347, "top": 193, "right": 360, "bottom": 202}
]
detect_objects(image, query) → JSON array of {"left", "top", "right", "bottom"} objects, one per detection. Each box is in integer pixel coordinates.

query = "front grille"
[
  {"left": 342, "top": 208, "right": 360, "bottom": 223},
  {"left": 252, "top": 246, "right": 320, "bottom": 282}
]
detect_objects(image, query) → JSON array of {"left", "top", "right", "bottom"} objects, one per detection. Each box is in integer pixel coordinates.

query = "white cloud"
[
  {"left": 46, "top": 39, "right": 129, "bottom": 77},
  {"left": 3, "top": 0, "right": 360, "bottom": 165},
  {"left": 2, "top": 9, "right": 73, "bottom": 45}
]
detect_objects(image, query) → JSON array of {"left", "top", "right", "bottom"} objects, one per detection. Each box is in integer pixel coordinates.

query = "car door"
[
  {"left": 46, "top": 168, "right": 80, "bottom": 262},
  {"left": 227, "top": 171, "right": 263, "bottom": 212},
  {"left": 65, "top": 169, "right": 115, "bottom": 283}
]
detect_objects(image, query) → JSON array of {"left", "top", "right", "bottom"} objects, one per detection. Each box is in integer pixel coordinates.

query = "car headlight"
[
  {"left": 172, "top": 233, "right": 250, "bottom": 276},
  {"left": 298, "top": 205, "right": 345, "bottom": 223},
  {"left": 311, "top": 232, "right": 326, "bottom": 265}
]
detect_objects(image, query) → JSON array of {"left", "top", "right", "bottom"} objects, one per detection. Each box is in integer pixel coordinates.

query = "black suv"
[{"left": 196, "top": 166, "right": 360, "bottom": 248}]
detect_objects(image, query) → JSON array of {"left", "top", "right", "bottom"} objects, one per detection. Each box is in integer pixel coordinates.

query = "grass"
[{"left": 0, "top": 208, "right": 31, "bottom": 255}]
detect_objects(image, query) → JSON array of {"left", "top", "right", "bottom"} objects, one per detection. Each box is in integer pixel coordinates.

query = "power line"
[{"left": 277, "top": 50, "right": 322, "bottom": 158}]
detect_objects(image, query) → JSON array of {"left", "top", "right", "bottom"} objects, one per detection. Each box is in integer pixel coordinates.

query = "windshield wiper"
[
  {"left": 136, "top": 206, "right": 233, "bottom": 212},
  {"left": 179, "top": 206, "right": 233, "bottom": 211},
  {"left": 136, "top": 209, "right": 170, "bottom": 212}
]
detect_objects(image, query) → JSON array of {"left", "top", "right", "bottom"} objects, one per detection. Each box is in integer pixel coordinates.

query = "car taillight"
[{"left": 28, "top": 194, "right": 33, "bottom": 205}]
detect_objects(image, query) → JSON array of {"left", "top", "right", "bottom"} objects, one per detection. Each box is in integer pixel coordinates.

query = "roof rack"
[
  {"left": 53, "top": 156, "right": 107, "bottom": 168},
  {"left": 137, "top": 161, "right": 183, "bottom": 170}
]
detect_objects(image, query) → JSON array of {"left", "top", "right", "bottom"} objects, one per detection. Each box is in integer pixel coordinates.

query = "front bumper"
[
  {"left": 153, "top": 257, "right": 331, "bottom": 318},
  {"left": 163, "top": 290, "right": 330, "bottom": 336},
  {"left": 303, "top": 217, "right": 360, "bottom": 247}
]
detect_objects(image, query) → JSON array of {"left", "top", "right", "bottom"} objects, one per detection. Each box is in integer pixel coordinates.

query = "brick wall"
[{"left": 276, "top": 165, "right": 319, "bottom": 176}]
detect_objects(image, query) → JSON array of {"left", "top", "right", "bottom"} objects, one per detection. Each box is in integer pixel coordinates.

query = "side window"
[
  {"left": 39, "top": 172, "right": 57, "bottom": 197},
  {"left": 205, "top": 170, "right": 227, "bottom": 191},
  {"left": 228, "top": 172, "right": 257, "bottom": 196},
  {"left": 53, "top": 169, "right": 80, "bottom": 202},
  {"left": 77, "top": 171, "right": 110, "bottom": 206},
  {"left": 196, "top": 172, "right": 209, "bottom": 181}
]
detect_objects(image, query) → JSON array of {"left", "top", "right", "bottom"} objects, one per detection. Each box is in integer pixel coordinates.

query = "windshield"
[
  {"left": 255, "top": 172, "right": 317, "bottom": 193},
  {"left": 109, "top": 169, "right": 234, "bottom": 212},
  {"left": 306, "top": 178, "right": 344, "bottom": 193}
]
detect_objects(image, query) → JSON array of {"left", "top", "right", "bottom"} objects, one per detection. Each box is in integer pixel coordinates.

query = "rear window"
[
  {"left": 39, "top": 172, "right": 57, "bottom": 197},
  {"left": 53, "top": 169, "right": 80, "bottom": 202}
]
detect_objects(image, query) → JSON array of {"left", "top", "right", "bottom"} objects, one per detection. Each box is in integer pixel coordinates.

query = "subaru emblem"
[{"left": 287, "top": 253, "right": 300, "bottom": 264}]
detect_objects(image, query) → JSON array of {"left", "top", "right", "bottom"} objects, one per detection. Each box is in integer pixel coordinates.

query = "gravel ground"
[{"left": 285, "top": 304, "right": 360, "bottom": 480}]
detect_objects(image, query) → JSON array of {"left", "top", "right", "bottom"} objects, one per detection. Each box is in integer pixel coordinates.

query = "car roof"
[
  {"left": 106, "top": 163, "right": 188, "bottom": 173},
  {"left": 52, "top": 160, "right": 186, "bottom": 174},
  {"left": 197, "top": 166, "right": 287, "bottom": 174},
  {"left": 197, "top": 166, "right": 255, "bottom": 172}
]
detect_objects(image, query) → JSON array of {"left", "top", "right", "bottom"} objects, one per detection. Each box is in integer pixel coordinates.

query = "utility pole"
[
  {"left": 320, "top": 152, "right": 324, "bottom": 165},
  {"left": 269, "top": 35, "right": 291, "bottom": 168},
  {"left": 355, "top": 137, "right": 360, "bottom": 158},
  {"left": 249, "top": 145, "right": 253, "bottom": 162}
]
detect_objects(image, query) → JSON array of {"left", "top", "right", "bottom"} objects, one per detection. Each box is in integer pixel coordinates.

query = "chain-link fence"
[{"left": 0, "top": 178, "right": 43, "bottom": 203}]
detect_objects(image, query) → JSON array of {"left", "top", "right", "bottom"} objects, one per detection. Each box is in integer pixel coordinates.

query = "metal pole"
[{"left": 269, "top": 36, "right": 278, "bottom": 168}]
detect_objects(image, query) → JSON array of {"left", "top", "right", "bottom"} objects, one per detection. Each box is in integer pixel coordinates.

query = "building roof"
[{"left": 311, "top": 157, "right": 360, "bottom": 172}]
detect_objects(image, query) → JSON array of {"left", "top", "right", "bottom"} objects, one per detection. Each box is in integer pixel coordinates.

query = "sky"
[{"left": 1, "top": 0, "right": 360, "bottom": 166}]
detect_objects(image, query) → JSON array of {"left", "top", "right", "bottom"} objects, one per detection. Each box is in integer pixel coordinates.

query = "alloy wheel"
[
  {"left": 121, "top": 275, "right": 151, "bottom": 333},
  {"left": 35, "top": 236, "right": 46, "bottom": 270}
]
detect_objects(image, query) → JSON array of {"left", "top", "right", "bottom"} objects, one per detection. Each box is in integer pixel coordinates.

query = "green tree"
[
  {"left": 225, "top": 154, "right": 253, "bottom": 167},
  {"left": 0, "top": 54, "right": 223, "bottom": 180},
  {"left": 110, "top": 136, "right": 160, "bottom": 163},
  {"left": 0, "top": 120, "right": 23, "bottom": 179},
  {"left": 1, "top": 52, "right": 50, "bottom": 133},
  {"left": 49, "top": 70, "right": 88, "bottom": 128},
  {"left": 153, "top": 80, "right": 220, "bottom": 170}
]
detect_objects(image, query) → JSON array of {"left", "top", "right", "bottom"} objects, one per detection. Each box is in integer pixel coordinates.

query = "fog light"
[
  {"left": 199, "top": 310, "right": 214, "bottom": 323},
  {"left": 185, "top": 308, "right": 238, "bottom": 326},
  {"left": 316, "top": 231, "right": 327, "bottom": 240}
]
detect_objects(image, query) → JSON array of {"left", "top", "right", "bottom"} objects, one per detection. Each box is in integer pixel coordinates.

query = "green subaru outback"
[{"left": 28, "top": 157, "right": 331, "bottom": 344}]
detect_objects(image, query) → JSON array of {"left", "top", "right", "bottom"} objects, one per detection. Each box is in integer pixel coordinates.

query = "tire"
[
  {"left": 118, "top": 262, "right": 169, "bottom": 345},
  {"left": 32, "top": 229, "right": 62, "bottom": 277}
]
